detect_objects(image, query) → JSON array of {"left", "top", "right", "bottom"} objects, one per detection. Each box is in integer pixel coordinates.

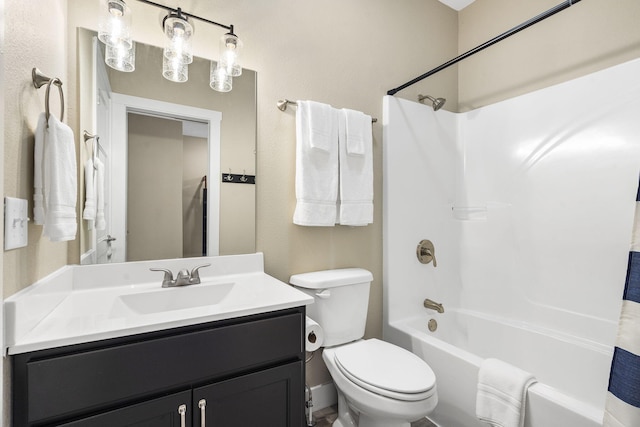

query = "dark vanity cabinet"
[{"left": 12, "top": 307, "right": 305, "bottom": 427}]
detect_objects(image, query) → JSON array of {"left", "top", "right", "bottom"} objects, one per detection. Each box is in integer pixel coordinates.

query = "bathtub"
[{"left": 385, "top": 309, "right": 611, "bottom": 427}]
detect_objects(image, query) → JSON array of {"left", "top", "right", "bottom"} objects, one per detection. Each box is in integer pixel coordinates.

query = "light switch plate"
[{"left": 5, "top": 197, "right": 29, "bottom": 250}]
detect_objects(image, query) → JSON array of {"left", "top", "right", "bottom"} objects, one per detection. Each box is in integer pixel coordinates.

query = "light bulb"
[
  {"left": 219, "top": 33, "right": 242, "bottom": 77},
  {"left": 163, "top": 13, "right": 193, "bottom": 65}
]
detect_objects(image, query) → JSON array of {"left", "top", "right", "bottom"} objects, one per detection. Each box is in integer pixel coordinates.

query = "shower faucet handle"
[{"left": 417, "top": 240, "right": 437, "bottom": 267}]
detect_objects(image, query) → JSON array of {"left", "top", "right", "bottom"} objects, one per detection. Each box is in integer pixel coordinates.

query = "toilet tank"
[{"left": 290, "top": 268, "right": 373, "bottom": 347}]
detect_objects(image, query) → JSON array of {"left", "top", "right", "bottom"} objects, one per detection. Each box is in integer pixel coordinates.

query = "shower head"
[{"left": 418, "top": 94, "right": 446, "bottom": 111}]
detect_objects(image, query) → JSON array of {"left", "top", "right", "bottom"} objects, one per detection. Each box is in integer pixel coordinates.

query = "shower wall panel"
[{"left": 384, "top": 58, "right": 640, "bottom": 344}]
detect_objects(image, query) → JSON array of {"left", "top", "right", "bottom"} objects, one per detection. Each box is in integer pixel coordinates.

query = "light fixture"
[
  {"left": 163, "top": 9, "right": 193, "bottom": 66},
  {"left": 163, "top": 55, "right": 188, "bottom": 83},
  {"left": 210, "top": 63, "right": 232, "bottom": 92},
  {"left": 105, "top": 41, "right": 136, "bottom": 72},
  {"left": 100, "top": 0, "right": 243, "bottom": 92},
  {"left": 98, "top": 0, "right": 132, "bottom": 49},
  {"left": 218, "top": 30, "right": 242, "bottom": 77}
]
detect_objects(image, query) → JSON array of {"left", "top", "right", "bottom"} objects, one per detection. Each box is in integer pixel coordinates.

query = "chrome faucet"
[
  {"left": 423, "top": 298, "right": 444, "bottom": 313},
  {"left": 150, "top": 264, "right": 211, "bottom": 288}
]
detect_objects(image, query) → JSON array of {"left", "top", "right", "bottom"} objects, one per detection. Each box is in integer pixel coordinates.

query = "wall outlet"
[{"left": 5, "top": 197, "right": 29, "bottom": 250}]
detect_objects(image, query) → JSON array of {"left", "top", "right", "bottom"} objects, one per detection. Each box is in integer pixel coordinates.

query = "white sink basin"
[
  {"left": 117, "top": 282, "right": 234, "bottom": 315},
  {"left": 4, "top": 253, "right": 314, "bottom": 355}
]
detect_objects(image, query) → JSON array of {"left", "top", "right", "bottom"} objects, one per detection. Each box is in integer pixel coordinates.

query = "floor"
[{"left": 312, "top": 406, "right": 437, "bottom": 427}]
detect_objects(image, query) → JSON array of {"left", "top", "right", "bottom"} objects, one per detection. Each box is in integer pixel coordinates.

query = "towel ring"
[{"left": 44, "top": 77, "right": 64, "bottom": 124}]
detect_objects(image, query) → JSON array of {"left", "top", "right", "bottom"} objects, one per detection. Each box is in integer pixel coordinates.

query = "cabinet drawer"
[{"left": 18, "top": 311, "right": 303, "bottom": 425}]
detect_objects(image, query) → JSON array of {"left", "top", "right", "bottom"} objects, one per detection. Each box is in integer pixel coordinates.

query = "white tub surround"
[
  {"left": 383, "top": 58, "right": 640, "bottom": 427},
  {"left": 5, "top": 253, "right": 313, "bottom": 355}
]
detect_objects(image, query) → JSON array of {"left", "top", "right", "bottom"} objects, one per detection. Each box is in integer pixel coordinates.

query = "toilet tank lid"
[{"left": 290, "top": 268, "right": 373, "bottom": 289}]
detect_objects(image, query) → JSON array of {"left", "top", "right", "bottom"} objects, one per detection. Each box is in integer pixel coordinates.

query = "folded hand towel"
[
  {"left": 83, "top": 158, "right": 96, "bottom": 230},
  {"left": 41, "top": 114, "right": 78, "bottom": 242},
  {"left": 293, "top": 100, "right": 339, "bottom": 226},
  {"left": 343, "top": 108, "right": 369, "bottom": 156},
  {"left": 476, "top": 358, "right": 536, "bottom": 427},
  {"left": 338, "top": 108, "right": 373, "bottom": 226},
  {"left": 308, "top": 101, "right": 335, "bottom": 152}
]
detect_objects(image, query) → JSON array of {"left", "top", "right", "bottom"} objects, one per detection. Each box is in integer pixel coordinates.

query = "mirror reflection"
[{"left": 78, "top": 28, "right": 256, "bottom": 264}]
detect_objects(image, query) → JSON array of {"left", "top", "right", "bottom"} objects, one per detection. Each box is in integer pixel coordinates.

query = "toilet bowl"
[
  {"left": 290, "top": 269, "right": 438, "bottom": 427},
  {"left": 324, "top": 339, "right": 437, "bottom": 427}
]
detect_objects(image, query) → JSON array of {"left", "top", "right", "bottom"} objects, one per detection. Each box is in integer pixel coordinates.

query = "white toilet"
[{"left": 290, "top": 268, "right": 437, "bottom": 427}]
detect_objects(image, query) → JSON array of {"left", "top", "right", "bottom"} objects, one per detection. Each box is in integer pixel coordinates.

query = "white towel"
[
  {"left": 293, "top": 100, "right": 339, "bottom": 226},
  {"left": 83, "top": 158, "right": 96, "bottom": 230},
  {"left": 33, "top": 113, "right": 47, "bottom": 224},
  {"left": 308, "top": 101, "right": 334, "bottom": 152},
  {"left": 337, "top": 108, "right": 373, "bottom": 226},
  {"left": 476, "top": 358, "right": 536, "bottom": 427},
  {"left": 95, "top": 157, "right": 106, "bottom": 231},
  {"left": 36, "top": 113, "right": 78, "bottom": 242},
  {"left": 83, "top": 156, "right": 105, "bottom": 230}
]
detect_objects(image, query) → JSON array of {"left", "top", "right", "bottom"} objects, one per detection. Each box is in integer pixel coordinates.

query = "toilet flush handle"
[{"left": 315, "top": 289, "right": 331, "bottom": 299}]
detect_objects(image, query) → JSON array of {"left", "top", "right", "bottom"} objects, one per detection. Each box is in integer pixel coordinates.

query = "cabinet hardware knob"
[
  {"left": 199, "top": 399, "right": 207, "bottom": 427},
  {"left": 178, "top": 404, "right": 187, "bottom": 427}
]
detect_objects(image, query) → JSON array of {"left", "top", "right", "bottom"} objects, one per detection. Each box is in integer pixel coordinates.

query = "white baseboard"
[{"left": 308, "top": 382, "right": 337, "bottom": 411}]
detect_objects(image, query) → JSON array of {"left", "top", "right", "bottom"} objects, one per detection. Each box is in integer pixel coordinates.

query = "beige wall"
[
  {"left": 5, "top": 0, "right": 638, "bottom": 415},
  {"left": 3, "top": 0, "right": 71, "bottom": 297},
  {"left": 458, "top": 0, "right": 640, "bottom": 111},
  {"left": 183, "top": 136, "right": 208, "bottom": 258},
  {"left": 127, "top": 114, "right": 183, "bottom": 261}
]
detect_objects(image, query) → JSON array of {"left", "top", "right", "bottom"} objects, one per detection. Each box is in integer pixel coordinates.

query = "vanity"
[{"left": 6, "top": 253, "right": 313, "bottom": 427}]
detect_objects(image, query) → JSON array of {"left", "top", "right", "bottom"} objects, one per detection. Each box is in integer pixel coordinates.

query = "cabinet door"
[
  {"left": 57, "top": 390, "right": 192, "bottom": 427},
  {"left": 194, "top": 362, "right": 304, "bottom": 427}
]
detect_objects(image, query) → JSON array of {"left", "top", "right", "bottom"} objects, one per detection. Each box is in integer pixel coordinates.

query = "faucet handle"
[
  {"left": 417, "top": 240, "right": 437, "bottom": 267},
  {"left": 190, "top": 264, "right": 212, "bottom": 283},
  {"left": 150, "top": 268, "right": 175, "bottom": 287}
]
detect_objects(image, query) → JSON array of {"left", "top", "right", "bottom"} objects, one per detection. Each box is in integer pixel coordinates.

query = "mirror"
[{"left": 77, "top": 28, "right": 256, "bottom": 264}]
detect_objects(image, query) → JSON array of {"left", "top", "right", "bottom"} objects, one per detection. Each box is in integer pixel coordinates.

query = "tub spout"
[{"left": 424, "top": 298, "right": 444, "bottom": 313}]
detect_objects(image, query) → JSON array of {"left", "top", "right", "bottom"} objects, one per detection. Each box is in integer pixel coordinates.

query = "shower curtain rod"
[{"left": 386, "top": 0, "right": 583, "bottom": 96}]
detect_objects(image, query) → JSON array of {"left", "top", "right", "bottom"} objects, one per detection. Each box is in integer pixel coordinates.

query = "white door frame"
[{"left": 110, "top": 93, "right": 222, "bottom": 258}]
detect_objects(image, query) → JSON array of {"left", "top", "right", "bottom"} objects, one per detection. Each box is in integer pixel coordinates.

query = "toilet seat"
[{"left": 332, "top": 339, "right": 436, "bottom": 402}]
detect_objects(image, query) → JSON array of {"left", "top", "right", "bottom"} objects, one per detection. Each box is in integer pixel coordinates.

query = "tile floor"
[{"left": 311, "top": 406, "right": 436, "bottom": 427}]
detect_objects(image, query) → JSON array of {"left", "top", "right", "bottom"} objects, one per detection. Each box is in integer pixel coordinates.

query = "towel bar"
[{"left": 277, "top": 99, "right": 377, "bottom": 123}]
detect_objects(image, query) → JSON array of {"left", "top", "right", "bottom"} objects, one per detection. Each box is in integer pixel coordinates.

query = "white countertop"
[{"left": 5, "top": 253, "right": 313, "bottom": 355}]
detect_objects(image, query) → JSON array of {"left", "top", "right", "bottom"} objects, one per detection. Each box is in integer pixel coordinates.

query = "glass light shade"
[
  {"left": 163, "top": 55, "right": 188, "bottom": 83},
  {"left": 219, "top": 33, "right": 242, "bottom": 77},
  {"left": 163, "top": 14, "right": 194, "bottom": 65},
  {"left": 210, "top": 63, "right": 232, "bottom": 92},
  {"left": 98, "top": 0, "right": 132, "bottom": 49},
  {"left": 105, "top": 42, "right": 135, "bottom": 72}
]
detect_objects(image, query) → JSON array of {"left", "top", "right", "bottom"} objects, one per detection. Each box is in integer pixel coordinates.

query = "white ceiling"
[{"left": 438, "top": 0, "right": 476, "bottom": 11}]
